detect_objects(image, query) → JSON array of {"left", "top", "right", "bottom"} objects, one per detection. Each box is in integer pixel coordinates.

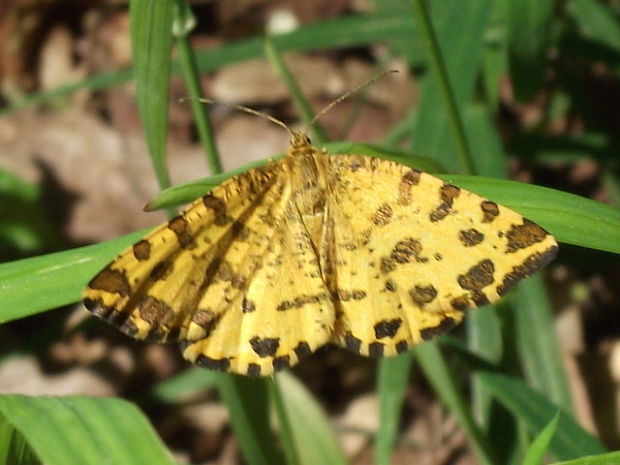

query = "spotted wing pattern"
[
  {"left": 321, "top": 154, "right": 558, "bottom": 357},
  {"left": 84, "top": 137, "right": 558, "bottom": 376}
]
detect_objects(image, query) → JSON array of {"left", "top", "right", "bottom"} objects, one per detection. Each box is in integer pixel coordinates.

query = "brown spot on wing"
[
  {"left": 242, "top": 298, "right": 256, "bottom": 313},
  {"left": 450, "top": 296, "right": 470, "bottom": 311},
  {"left": 420, "top": 318, "right": 457, "bottom": 340},
  {"left": 372, "top": 204, "right": 393, "bottom": 226},
  {"left": 191, "top": 309, "right": 221, "bottom": 336},
  {"left": 459, "top": 229, "right": 484, "bottom": 247},
  {"left": 133, "top": 240, "right": 151, "bottom": 261},
  {"left": 88, "top": 267, "right": 131, "bottom": 296},
  {"left": 374, "top": 318, "right": 402, "bottom": 339},
  {"left": 457, "top": 259, "right": 495, "bottom": 291},
  {"left": 481, "top": 200, "right": 500, "bottom": 223},
  {"left": 398, "top": 169, "right": 421, "bottom": 206},
  {"left": 497, "top": 245, "right": 559, "bottom": 296},
  {"left": 369, "top": 342, "right": 384, "bottom": 358},
  {"left": 273, "top": 356, "right": 290, "bottom": 371},
  {"left": 505, "top": 219, "right": 549, "bottom": 253},
  {"left": 203, "top": 194, "right": 229, "bottom": 226},
  {"left": 138, "top": 296, "right": 175, "bottom": 326},
  {"left": 250, "top": 336, "right": 280, "bottom": 357},
  {"left": 410, "top": 284, "right": 438, "bottom": 306},
  {"left": 150, "top": 260, "right": 172, "bottom": 281},
  {"left": 390, "top": 238, "right": 428, "bottom": 264},
  {"left": 247, "top": 363, "right": 261, "bottom": 376},
  {"left": 344, "top": 333, "right": 362, "bottom": 353},
  {"left": 430, "top": 184, "right": 460, "bottom": 222},
  {"left": 168, "top": 216, "right": 195, "bottom": 249},
  {"left": 195, "top": 354, "right": 231, "bottom": 371},
  {"left": 294, "top": 341, "right": 311, "bottom": 360}
]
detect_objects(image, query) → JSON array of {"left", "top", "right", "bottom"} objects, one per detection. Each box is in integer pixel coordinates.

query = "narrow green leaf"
[
  {"left": 0, "top": 230, "right": 145, "bottom": 323},
  {"left": 0, "top": 415, "right": 40, "bottom": 465},
  {"left": 514, "top": 276, "right": 573, "bottom": 413},
  {"left": 130, "top": 0, "right": 175, "bottom": 193},
  {"left": 375, "top": 352, "right": 415, "bottom": 465},
  {"left": 0, "top": 395, "right": 175, "bottom": 465},
  {"left": 505, "top": 0, "right": 555, "bottom": 100},
  {"left": 522, "top": 412, "right": 559, "bottom": 465},
  {"left": 415, "top": 343, "right": 494, "bottom": 465},
  {"left": 215, "top": 375, "right": 285, "bottom": 465},
  {"left": 263, "top": 37, "right": 328, "bottom": 144},
  {"left": 567, "top": 0, "right": 620, "bottom": 52},
  {"left": 475, "top": 371, "right": 606, "bottom": 460},
  {"left": 173, "top": 0, "right": 222, "bottom": 175},
  {"left": 277, "top": 372, "right": 347, "bottom": 465},
  {"left": 410, "top": 0, "right": 492, "bottom": 170},
  {"left": 551, "top": 450, "right": 620, "bottom": 465},
  {"left": 146, "top": 367, "right": 218, "bottom": 404}
]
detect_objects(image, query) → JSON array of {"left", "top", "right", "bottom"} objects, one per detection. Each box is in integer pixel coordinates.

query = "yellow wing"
[
  {"left": 181, "top": 200, "right": 335, "bottom": 376},
  {"left": 83, "top": 163, "right": 282, "bottom": 344},
  {"left": 322, "top": 154, "right": 558, "bottom": 357}
]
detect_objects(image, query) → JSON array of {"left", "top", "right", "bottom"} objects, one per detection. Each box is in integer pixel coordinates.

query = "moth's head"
[{"left": 290, "top": 131, "right": 312, "bottom": 148}]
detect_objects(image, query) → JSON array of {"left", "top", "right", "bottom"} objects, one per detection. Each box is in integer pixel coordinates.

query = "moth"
[{"left": 84, "top": 77, "right": 558, "bottom": 376}]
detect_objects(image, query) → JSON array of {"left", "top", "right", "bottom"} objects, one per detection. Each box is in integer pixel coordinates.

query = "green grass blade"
[
  {"left": 173, "top": 0, "right": 222, "bottom": 175},
  {"left": 375, "top": 352, "right": 415, "bottom": 465},
  {"left": 410, "top": 0, "right": 492, "bottom": 170},
  {"left": 522, "top": 413, "right": 559, "bottom": 465},
  {"left": 130, "top": 0, "right": 175, "bottom": 194},
  {"left": 506, "top": 0, "right": 555, "bottom": 100},
  {"left": 263, "top": 37, "right": 328, "bottom": 144},
  {"left": 409, "top": 0, "right": 475, "bottom": 174},
  {"left": 0, "top": 231, "right": 144, "bottom": 323},
  {"left": 415, "top": 343, "right": 494, "bottom": 465},
  {"left": 215, "top": 375, "right": 285, "bottom": 465},
  {"left": 551, "top": 450, "right": 620, "bottom": 465},
  {"left": 277, "top": 372, "right": 347, "bottom": 465},
  {"left": 475, "top": 371, "right": 606, "bottom": 460},
  {"left": 567, "top": 0, "right": 620, "bottom": 53},
  {"left": 514, "top": 277, "right": 573, "bottom": 413},
  {"left": 0, "top": 395, "right": 175, "bottom": 465},
  {"left": 0, "top": 414, "right": 40, "bottom": 465}
]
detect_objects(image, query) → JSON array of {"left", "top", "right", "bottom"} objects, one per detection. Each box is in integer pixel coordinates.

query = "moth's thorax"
[{"left": 284, "top": 135, "right": 329, "bottom": 247}]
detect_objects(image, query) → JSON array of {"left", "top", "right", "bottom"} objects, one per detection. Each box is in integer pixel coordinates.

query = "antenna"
[
  {"left": 179, "top": 97, "right": 295, "bottom": 138},
  {"left": 306, "top": 69, "right": 399, "bottom": 130}
]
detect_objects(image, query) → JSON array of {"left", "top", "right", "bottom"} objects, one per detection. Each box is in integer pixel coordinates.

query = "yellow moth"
[{"left": 84, "top": 76, "right": 558, "bottom": 376}]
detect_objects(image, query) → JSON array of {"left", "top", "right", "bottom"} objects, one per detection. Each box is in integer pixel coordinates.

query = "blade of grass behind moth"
[
  {"left": 172, "top": 0, "right": 222, "bottom": 175},
  {"left": 567, "top": 0, "right": 620, "bottom": 53},
  {"left": 514, "top": 276, "right": 573, "bottom": 414},
  {"left": 473, "top": 371, "right": 607, "bottom": 460},
  {"left": 275, "top": 372, "right": 347, "bottom": 465},
  {"left": 0, "top": 230, "right": 145, "bottom": 323},
  {"left": 375, "top": 351, "right": 415, "bottom": 465},
  {"left": 0, "top": 396, "right": 176, "bottom": 465},
  {"left": 408, "top": 0, "right": 477, "bottom": 174},
  {"left": 130, "top": 0, "right": 175, "bottom": 217},
  {"left": 505, "top": 0, "right": 555, "bottom": 100},
  {"left": 215, "top": 374, "right": 285, "bottom": 465},
  {"left": 414, "top": 342, "right": 495, "bottom": 465},
  {"left": 263, "top": 36, "right": 329, "bottom": 144},
  {"left": 269, "top": 377, "right": 301, "bottom": 465},
  {"left": 521, "top": 413, "right": 559, "bottom": 465},
  {"left": 550, "top": 451, "right": 620, "bottom": 465},
  {"left": 408, "top": 0, "right": 491, "bottom": 172}
]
